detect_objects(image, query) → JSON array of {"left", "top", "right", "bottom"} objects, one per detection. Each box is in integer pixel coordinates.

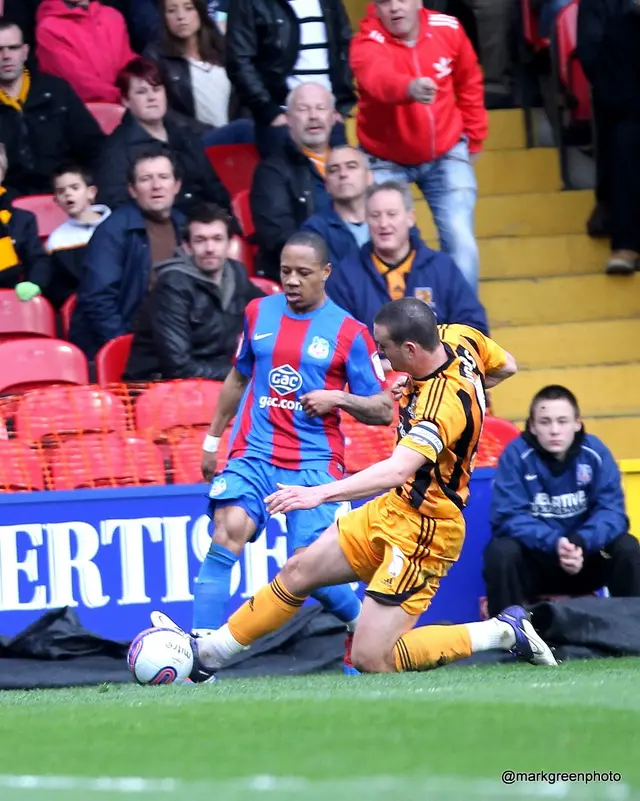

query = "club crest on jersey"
[
  {"left": 269, "top": 364, "right": 303, "bottom": 396},
  {"left": 414, "top": 287, "right": 434, "bottom": 308},
  {"left": 209, "top": 476, "right": 227, "bottom": 497},
  {"left": 307, "top": 336, "right": 330, "bottom": 360},
  {"left": 577, "top": 463, "right": 593, "bottom": 485}
]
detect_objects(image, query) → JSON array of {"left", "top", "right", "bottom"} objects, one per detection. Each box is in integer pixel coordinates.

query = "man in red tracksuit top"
[{"left": 350, "top": 0, "right": 487, "bottom": 292}]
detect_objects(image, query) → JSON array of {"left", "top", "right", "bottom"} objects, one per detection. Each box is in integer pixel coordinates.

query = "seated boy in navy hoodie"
[
  {"left": 43, "top": 164, "right": 111, "bottom": 309},
  {"left": 484, "top": 385, "right": 640, "bottom": 617}
]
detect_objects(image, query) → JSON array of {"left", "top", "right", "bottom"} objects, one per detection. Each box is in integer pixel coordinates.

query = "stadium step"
[
  {"left": 492, "top": 364, "right": 640, "bottom": 421},
  {"left": 481, "top": 274, "right": 640, "bottom": 327},
  {"left": 416, "top": 190, "right": 594, "bottom": 240},
  {"left": 479, "top": 234, "right": 608, "bottom": 280},
  {"left": 484, "top": 109, "right": 527, "bottom": 151},
  {"left": 492, "top": 319, "right": 640, "bottom": 370},
  {"left": 512, "top": 416, "right": 640, "bottom": 462},
  {"left": 408, "top": 147, "right": 561, "bottom": 199}
]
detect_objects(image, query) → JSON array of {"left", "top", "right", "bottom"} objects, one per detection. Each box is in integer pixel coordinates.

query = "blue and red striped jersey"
[{"left": 230, "top": 294, "right": 385, "bottom": 476}]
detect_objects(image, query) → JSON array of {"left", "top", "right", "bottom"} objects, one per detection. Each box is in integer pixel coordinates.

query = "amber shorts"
[{"left": 337, "top": 490, "right": 465, "bottom": 617}]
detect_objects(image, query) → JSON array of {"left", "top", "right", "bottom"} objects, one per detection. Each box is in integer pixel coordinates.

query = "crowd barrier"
[
  {"left": 0, "top": 380, "right": 511, "bottom": 492},
  {"left": 0, "top": 470, "right": 496, "bottom": 640}
]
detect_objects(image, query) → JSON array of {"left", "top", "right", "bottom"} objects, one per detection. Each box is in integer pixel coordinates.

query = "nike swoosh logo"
[
  {"left": 525, "top": 474, "right": 537, "bottom": 481},
  {"left": 254, "top": 333, "right": 273, "bottom": 341}
]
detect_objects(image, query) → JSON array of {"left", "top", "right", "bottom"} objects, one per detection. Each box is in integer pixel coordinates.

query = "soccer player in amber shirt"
[{"left": 157, "top": 298, "right": 559, "bottom": 677}]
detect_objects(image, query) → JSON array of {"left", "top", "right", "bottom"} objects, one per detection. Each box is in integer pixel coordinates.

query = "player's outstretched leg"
[
  {"left": 195, "top": 523, "right": 359, "bottom": 672},
  {"left": 192, "top": 504, "right": 257, "bottom": 635},
  {"left": 391, "top": 605, "right": 557, "bottom": 672},
  {"left": 348, "top": 599, "right": 557, "bottom": 674}
]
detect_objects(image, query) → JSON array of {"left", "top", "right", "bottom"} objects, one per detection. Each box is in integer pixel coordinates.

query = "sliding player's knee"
[
  {"left": 351, "top": 640, "right": 396, "bottom": 674},
  {"left": 280, "top": 551, "right": 317, "bottom": 596}
]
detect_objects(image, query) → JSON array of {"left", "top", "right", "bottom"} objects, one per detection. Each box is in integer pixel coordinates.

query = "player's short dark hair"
[
  {"left": 282, "top": 231, "right": 329, "bottom": 266},
  {"left": 51, "top": 163, "right": 95, "bottom": 189},
  {"left": 184, "top": 202, "right": 231, "bottom": 241},
  {"left": 374, "top": 298, "right": 440, "bottom": 351},
  {"left": 528, "top": 385, "right": 581, "bottom": 422},
  {"left": 126, "top": 148, "right": 179, "bottom": 185}
]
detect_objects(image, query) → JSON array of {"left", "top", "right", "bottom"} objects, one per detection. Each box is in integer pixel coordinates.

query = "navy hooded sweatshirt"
[{"left": 490, "top": 429, "right": 628, "bottom": 554}]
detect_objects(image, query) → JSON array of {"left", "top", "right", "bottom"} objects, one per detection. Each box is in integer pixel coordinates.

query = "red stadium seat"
[
  {"left": 0, "top": 338, "right": 89, "bottom": 395},
  {"left": 170, "top": 427, "right": 233, "bottom": 484},
  {"left": 135, "top": 379, "right": 224, "bottom": 438},
  {"left": 483, "top": 415, "right": 520, "bottom": 447},
  {"left": 60, "top": 293, "right": 77, "bottom": 339},
  {"left": 342, "top": 416, "right": 396, "bottom": 474},
  {"left": 231, "top": 189, "right": 257, "bottom": 275},
  {"left": 552, "top": 0, "right": 592, "bottom": 187},
  {"left": 475, "top": 416, "right": 521, "bottom": 468},
  {"left": 232, "top": 189, "right": 255, "bottom": 239},
  {"left": 85, "top": 102, "right": 125, "bottom": 135},
  {"left": 205, "top": 144, "right": 260, "bottom": 197},
  {"left": 251, "top": 277, "right": 282, "bottom": 295},
  {"left": 0, "top": 441, "right": 45, "bottom": 491},
  {"left": 12, "top": 195, "right": 67, "bottom": 241},
  {"left": 14, "top": 385, "right": 128, "bottom": 444},
  {"left": 51, "top": 433, "right": 166, "bottom": 489},
  {"left": 95, "top": 334, "right": 134, "bottom": 386},
  {"left": 0, "top": 291, "right": 56, "bottom": 340}
]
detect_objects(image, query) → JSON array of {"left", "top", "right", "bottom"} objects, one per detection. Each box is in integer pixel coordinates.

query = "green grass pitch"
[{"left": 0, "top": 659, "right": 639, "bottom": 801}]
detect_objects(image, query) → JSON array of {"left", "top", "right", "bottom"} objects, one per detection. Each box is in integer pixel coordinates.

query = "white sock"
[
  {"left": 465, "top": 619, "right": 516, "bottom": 652},
  {"left": 197, "top": 624, "right": 248, "bottom": 669}
]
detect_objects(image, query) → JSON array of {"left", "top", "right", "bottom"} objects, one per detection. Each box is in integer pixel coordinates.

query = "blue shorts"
[{"left": 207, "top": 456, "right": 348, "bottom": 550}]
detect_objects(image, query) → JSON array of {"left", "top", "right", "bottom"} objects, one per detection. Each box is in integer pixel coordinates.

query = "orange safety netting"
[{"left": 0, "top": 379, "right": 514, "bottom": 493}]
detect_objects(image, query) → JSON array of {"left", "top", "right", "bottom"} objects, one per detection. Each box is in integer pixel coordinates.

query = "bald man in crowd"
[{"left": 250, "top": 82, "right": 338, "bottom": 282}]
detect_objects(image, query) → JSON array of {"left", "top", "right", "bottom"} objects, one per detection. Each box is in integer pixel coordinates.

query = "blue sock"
[
  {"left": 192, "top": 543, "right": 239, "bottom": 630},
  {"left": 311, "top": 584, "right": 362, "bottom": 627}
]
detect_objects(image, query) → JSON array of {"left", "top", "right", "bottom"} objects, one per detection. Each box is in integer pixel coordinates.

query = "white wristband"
[{"left": 203, "top": 435, "right": 220, "bottom": 453}]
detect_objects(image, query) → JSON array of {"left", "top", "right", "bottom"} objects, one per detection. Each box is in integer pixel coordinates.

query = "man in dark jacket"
[
  {"left": 226, "top": 0, "right": 355, "bottom": 156},
  {"left": 95, "top": 113, "right": 232, "bottom": 218},
  {"left": 95, "top": 57, "right": 234, "bottom": 221},
  {"left": 484, "top": 385, "right": 640, "bottom": 617},
  {"left": 0, "top": 143, "right": 50, "bottom": 299},
  {"left": 125, "top": 202, "right": 263, "bottom": 381},
  {"left": 577, "top": 0, "right": 640, "bottom": 273},
  {"left": 0, "top": 20, "right": 105, "bottom": 197},
  {"left": 70, "top": 152, "right": 185, "bottom": 359},
  {"left": 326, "top": 181, "right": 488, "bottom": 333},
  {"left": 302, "top": 145, "right": 372, "bottom": 268},
  {"left": 250, "top": 82, "right": 334, "bottom": 282}
]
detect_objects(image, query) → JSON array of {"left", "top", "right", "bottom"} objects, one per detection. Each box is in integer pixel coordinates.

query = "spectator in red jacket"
[
  {"left": 35, "top": 0, "right": 136, "bottom": 104},
  {"left": 350, "top": 0, "right": 487, "bottom": 292}
]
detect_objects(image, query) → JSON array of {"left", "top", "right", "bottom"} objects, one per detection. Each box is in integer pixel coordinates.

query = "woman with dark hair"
[
  {"left": 94, "top": 56, "right": 236, "bottom": 221},
  {"left": 146, "top": 0, "right": 253, "bottom": 146}
]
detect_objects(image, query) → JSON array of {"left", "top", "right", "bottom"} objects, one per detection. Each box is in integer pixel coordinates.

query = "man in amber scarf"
[
  {"left": 0, "top": 143, "right": 50, "bottom": 298},
  {"left": 0, "top": 19, "right": 104, "bottom": 196}
]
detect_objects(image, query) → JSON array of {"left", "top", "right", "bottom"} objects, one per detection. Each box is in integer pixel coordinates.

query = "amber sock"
[
  {"left": 228, "top": 577, "right": 306, "bottom": 647},
  {"left": 394, "top": 624, "right": 473, "bottom": 672}
]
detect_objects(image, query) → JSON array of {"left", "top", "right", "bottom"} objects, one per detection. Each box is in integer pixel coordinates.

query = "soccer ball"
[{"left": 127, "top": 627, "right": 194, "bottom": 685}]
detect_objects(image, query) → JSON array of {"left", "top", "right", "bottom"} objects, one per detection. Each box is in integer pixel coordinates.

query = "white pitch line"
[{"left": 0, "top": 775, "right": 634, "bottom": 801}]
